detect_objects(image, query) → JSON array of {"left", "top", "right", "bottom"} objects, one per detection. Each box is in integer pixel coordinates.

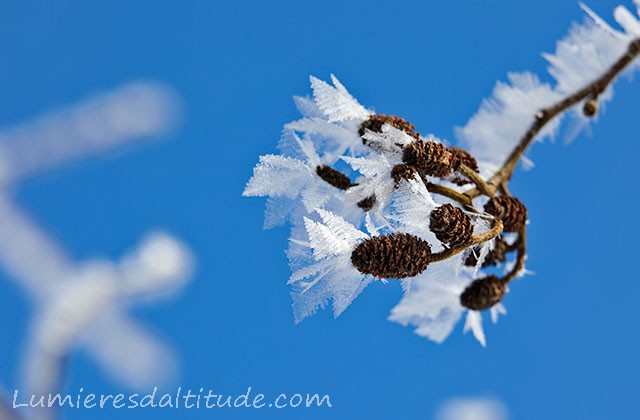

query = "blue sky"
[{"left": 1, "top": 0, "right": 639, "bottom": 419}]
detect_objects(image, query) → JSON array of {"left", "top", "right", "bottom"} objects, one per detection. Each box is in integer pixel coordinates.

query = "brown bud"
[
  {"left": 583, "top": 99, "right": 598, "bottom": 117},
  {"left": 359, "top": 114, "right": 420, "bottom": 142},
  {"left": 402, "top": 141, "right": 454, "bottom": 177},
  {"left": 484, "top": 196, "right": 527, "bottom": 232},
  {"left": 351, "top": 233, "right": 431, "bottom": 279},
  {"left": 448, "top": 147, "right": 479, "bottom": 186},
  {"left": 429, "top": 204, "right": 473, "bottom": 248},
  {"left": 391, "top": 164, "right": 418, "bottom": 185},
  {"left": 357, "top": 195, "right": 377, "bottom": 211},
  {"left": 464, "top": 237, "right": 509, "bottom": 267},
  {"left": 460, "top": 275, "right": 506, "bottom": 311},
  {"left": 316, "top": 165, "right": 355, "bottom": 190}
]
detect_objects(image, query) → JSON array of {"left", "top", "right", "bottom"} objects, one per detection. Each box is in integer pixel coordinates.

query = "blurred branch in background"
[
  {"left": 0, "top": 83, "right": 194, "bottom": 420},
  {"left": 0, "top": 83, "right": 180, "bottom": 184}
]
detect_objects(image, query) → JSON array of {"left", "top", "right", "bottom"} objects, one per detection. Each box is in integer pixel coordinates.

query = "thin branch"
[
  {"left": 464, "top": 37, "right": 640, "bottom": 200},
  {"left": 499, "top": 181, "right": 511, "bottom": 196},
  {"left": 458, "top": 163, "right": 494, "bottom": 197},
  {"left": 431, "top": 218, "right": 503, "bottom": 263},
  {"left": 504, "top": 240, "right": 520, "bottom": 253},
  {"left": 502, "top": 225, "right": 527, "bottom": 284},
  {"left": 426, "top": 182, "right": 473, "bottom": 208}
]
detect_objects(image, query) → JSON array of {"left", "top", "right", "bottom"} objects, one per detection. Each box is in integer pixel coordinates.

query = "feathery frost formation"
[
  {"left": 244, "top": 3, "right": 640, "bottom": 346},
  {"left": 457, "top": 1, "right": 640, "bottom": 176},
  {"left": 245, "top": 73, "right": 508, "bottom": 346}
]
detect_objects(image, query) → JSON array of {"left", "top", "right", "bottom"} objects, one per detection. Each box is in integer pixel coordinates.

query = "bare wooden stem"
[
  {"left": 502, "top": 225, "right": 527, "bottom": 284},
  {"left": 458, "top": 163, "right": 494, "bottom": 197},
  {"left": 426, "top": 182, "right": 473, "bottom": 208}
]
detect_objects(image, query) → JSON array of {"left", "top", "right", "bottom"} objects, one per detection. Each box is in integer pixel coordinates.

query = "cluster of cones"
[{"left": 315, "top": 113, "right": 529, "bottom": 312}]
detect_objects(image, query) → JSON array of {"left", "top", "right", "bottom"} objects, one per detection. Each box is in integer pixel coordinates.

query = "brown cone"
[
  {"left": 583, "top": 99, "right": 598, "bottom": 117},
  {"left": 391, "top": 164, "right": 418, "bottom": 185},
  {"left": 402, "top": 141, "right": 454, "bottom": 177},
  {"left": 464, "top": 237, "right": 509, "bottom": 267},
  {"left": 448, "top": 147, "right": 480, "bottom": 186},
  {"left": 357, "top": 195, "right": 377, "bottom": 211},
  {"left": 460, "top": 275, "right": 506, "bottom": 311},
  {"left": 429, "top": 204, "right": 473, "bottom": 248},
  {"left": 351, "top": 233, "right": 431, "bottom": 279},
  {"left": 315, "top": 165, "right": 355, "bottom": 191},
  {"left": 359, "top": 114, "right": 420, "bottom": 141},
  {"left": 484, "top": 196, "right": 527, "bottom": 232}
]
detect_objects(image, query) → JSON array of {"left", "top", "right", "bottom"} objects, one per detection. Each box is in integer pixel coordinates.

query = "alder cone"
[
  {"left": 484, "top": 196, "right": 527, "bottom": 232},
  {"left": 359, "top": 114, "right": 420, "bottom": 141},
  {"left": 583, "top": 98, "right": 598, "bottom": 117},
  {"left": 429, "top": 204, "right": 473, "bottom": 248},
  {"left": 357, "top": 195, "right": 376, "bottom": 211},
  {"left": 448, "top": 147, "right": 479, "bottom": 186},
  {"left": 460, "top": 275, "right": 506, "bottom": 311},
  {"left": 391, "top": 164, "right": 418, "bottom": 185},
  {"left": 351, "top": 233, "right": 431, "bottom": 279},
  {"left": 315, "top": 165, "right": 354, "bottom": 190},
  {"left": 402, "top": 141, "right": 454, "bottom": 177}
]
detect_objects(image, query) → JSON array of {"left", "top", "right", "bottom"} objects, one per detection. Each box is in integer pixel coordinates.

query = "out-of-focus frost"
[
  {"left": 435, "top": 397, "right": 508, "bottom": 420},
  {"left": 0, "top": 82, "right": 192, "bottom": 420},
  {"left": 0, "top": 82, "right": 180, "bottom": 183}
]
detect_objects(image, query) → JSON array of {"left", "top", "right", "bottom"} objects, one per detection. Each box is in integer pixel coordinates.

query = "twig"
[
  {"left": 499, "top": 181, "right": 511, "bottom": 196},
  {"left": 431, "top": 218, "right": 503, "bottom": 262},
  {"left": 503, "top": 225, "right": 527, "bottom": 284},
  {"left": 426, "top": 182, "right": 473, "bottom": 208},
  {"left": 458, "top": 163, "right": 494, "bottom": 197},
  {"left": 464, "top": 37, "right": 640, "bottom": 200}
]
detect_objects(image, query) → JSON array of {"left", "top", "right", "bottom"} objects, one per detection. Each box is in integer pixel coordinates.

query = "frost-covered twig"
[{"left": 464, "top": 37, "right": 640, "bottom": 200}]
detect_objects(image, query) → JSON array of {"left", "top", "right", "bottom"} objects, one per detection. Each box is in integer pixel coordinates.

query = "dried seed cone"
[
  {"left": 464, "top": 238, "right": 509, "bottom": 267},
  {"left": 359, "top": 114, "right": 420, "bottom": 140},
  {"left": 357, "top": 195, "right": 376, "bottom": 211},
  {"left": 484, "top": 196, "right": 527, "bottom": 232},
  {"left": 429, "top": 204, "right": 473, "bottom": 248},
  {"left": 402, "top": 141, "right": 454, "bottom": 177},
  {"left": 448, "top": 147, "right": 479, "bottom": 186},
  {"left": 391, "top": 164, "right": 418, "bottom": 185},
  {"left": 315, "top": 165, "right": 354, "bottom": 191},
  {"left": 583, "top": 99, "right": 598, "bottom": 117},
  {"left": 460, "top": 275, "right": 506, "bottom": 311},
  {"left": 351, "top": 233, "right": 431, "bottom": 279}
]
